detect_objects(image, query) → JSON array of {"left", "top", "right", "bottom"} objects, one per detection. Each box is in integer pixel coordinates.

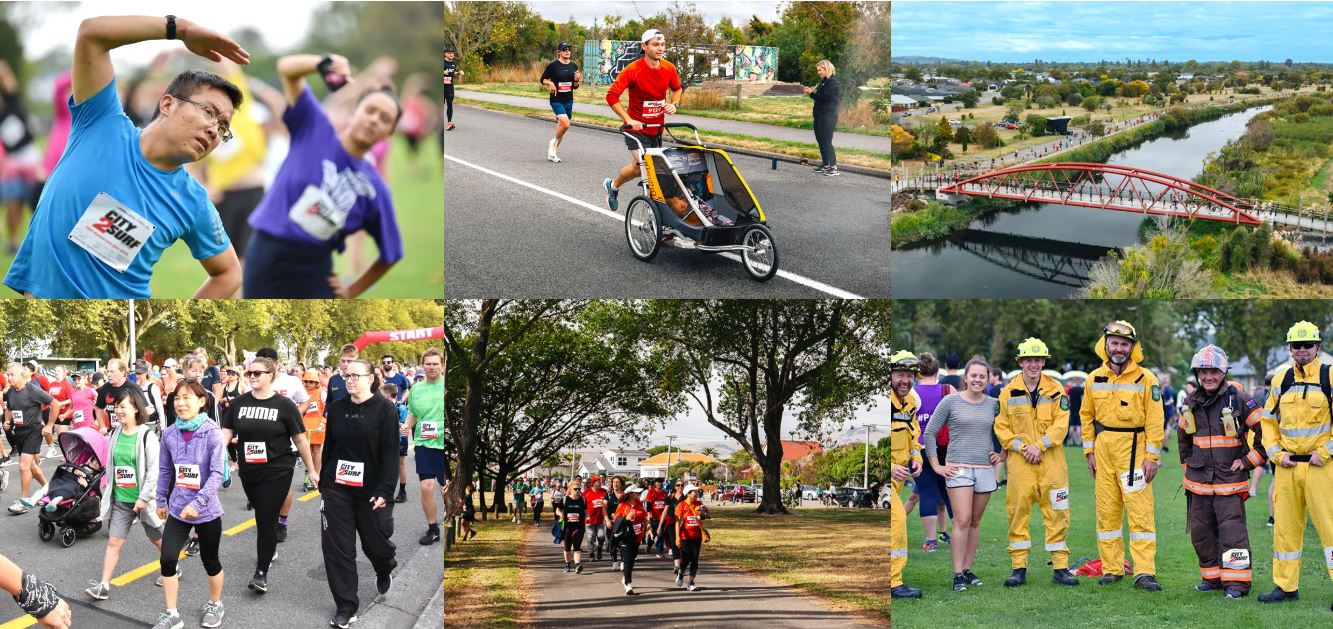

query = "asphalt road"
[
  {"left": 443, "top": 106, "right": 890, "bottom": 298},
  {"left": 0, "top": 449, "right": 443, "bottom": 628},
  {"left": 520, "top": 514, "right": 883, "bottom": 628}
]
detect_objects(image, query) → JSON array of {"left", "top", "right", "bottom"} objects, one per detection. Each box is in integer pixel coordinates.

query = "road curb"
[
  {"left": 356, "top": 525, "right": 444, "bottom": 628},
  {"left": 518, "top": 113, "right": 891, "bottom": 180}
]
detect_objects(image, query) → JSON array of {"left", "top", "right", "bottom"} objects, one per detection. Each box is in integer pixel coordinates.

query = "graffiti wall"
[{"left": 583, "top": 40, "right": 779, "bottom": 85}]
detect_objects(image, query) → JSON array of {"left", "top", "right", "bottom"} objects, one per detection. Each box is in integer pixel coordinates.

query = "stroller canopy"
[{"left": 59, "top": 427, "right": 109, "bottom": 472}]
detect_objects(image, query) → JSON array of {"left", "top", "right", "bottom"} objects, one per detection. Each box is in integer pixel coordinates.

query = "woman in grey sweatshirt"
[{"left": 923, "top": 357, "right": 1005, "bottom": 592}]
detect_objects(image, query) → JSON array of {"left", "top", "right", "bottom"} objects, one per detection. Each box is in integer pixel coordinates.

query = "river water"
[{"left": 891, "top": 107, "right": 1270, "bottom": 298}]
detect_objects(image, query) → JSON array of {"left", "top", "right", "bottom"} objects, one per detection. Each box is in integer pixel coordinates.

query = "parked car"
[
  {"left": 801, "top": 485, "right": 819, "bottom": 501},
  {"left": 720, "top": 484, "right": 757, "bottom": 503},
  {"left": 1001, "top": 122, "right": 1019, "bottom": 130},
  {"left": 833, "top": 486, "right": 870, "bottom": 507}
]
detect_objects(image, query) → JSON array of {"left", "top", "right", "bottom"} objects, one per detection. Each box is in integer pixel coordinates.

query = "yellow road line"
[
  {"left": 223, "top": 518, "right": 256, "bottom": 535},
  {"left": 0, "top": 614, "right": 34, "bottom": 629},
  {"left": 298, "top": 489, "right": 321, "bottom": 502}
]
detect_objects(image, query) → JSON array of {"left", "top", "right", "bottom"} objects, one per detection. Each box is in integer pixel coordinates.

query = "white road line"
[{"left": 445, "top": 153, "right": 866, "bottom": 299}]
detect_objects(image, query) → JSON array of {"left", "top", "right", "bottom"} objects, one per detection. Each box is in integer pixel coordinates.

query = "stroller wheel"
[
  {"left": 59, "top": 526, "right": 76, "bottom": 548},
  {"left": 740, "top": 224, "right": 779, "bottom": 281},
  {"left": 624, "top": 196, "right": 661, "bottom": 262},
  {"left": 38, "top": 519, "right": 55, "bottom": 542}
]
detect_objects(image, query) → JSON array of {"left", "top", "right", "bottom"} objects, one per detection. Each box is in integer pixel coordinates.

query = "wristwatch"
[{"left": 166, "top": 15, "right": 177, "bottom": 40}]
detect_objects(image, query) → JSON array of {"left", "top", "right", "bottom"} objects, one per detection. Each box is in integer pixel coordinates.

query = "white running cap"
[
  {"left": 625, "top": 486, "right": 644, "bottom": 495},
  {"left": 683, "top": 483, "right": 701, "bottom": 495},
  {"left": 641, "top": 29, "right": 665, "bottom": 44}
]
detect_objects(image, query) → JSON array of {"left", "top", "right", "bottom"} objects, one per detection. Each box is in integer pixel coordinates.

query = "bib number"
[
  {"left": 11, "top": 410, "right": 22, "bottom": 426},
  {"left": 1223, "top": 548, "right": 1251, "bottom": 570},
  {"left": 175, "top": 464, "right": 201, "bottom": 490},
  {"left": 419, "top": 421, "right": 439, "bottom": 440},
  {"left": 288, "top": 185, "right": 349, "bottom": 241},
  {"left": 72, "top": 410, "right": 84, "bottom": 423},
  {"left": 1050, "top": 487, "right": 1070, "bottom": 511},
  {"left": 592, "top": 498, "right": 605, "bottom": 510},
  {"left": 567, "top": 512, "right": 581, "bottom": 523},
  {"left": 115, "top": 465, "right": 137, "bottom": 488},
  {"left": 1120, "top": 469, "right": 1146, "bottom": 493},
  {"left": 334, "top": 460, "right": 365, "bottom": 487},
  {"left": 642, "top": 99, "right": 666, "bottom": 120},
  {"left": 685, "top": 515, "right": 700, "bottom": 529},
  {"left": 443, "top": 76, "right": 453, "bottom": 85},
  {"left": 244, "top": 442, "right": 268, "bottom": 464},
  {"left": 557, "top": 81, "right": 572, "bottom": 93},
  {"left": 69, "top": 193, "right": 157, "bottom": 273}
]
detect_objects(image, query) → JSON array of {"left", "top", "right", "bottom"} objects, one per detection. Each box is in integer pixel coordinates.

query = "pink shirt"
[
  {"left": 70, "top": 385, "right": 97, "bottom": 429},
  {"left": 41, "top": 73, "right": 73, "bottom": 175}
]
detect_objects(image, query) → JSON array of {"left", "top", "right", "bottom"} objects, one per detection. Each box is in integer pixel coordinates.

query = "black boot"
[
  {"left": 1052, "top": 568, "right": 1079, "bottom": 586},
  {"left": 1004, "top": 568, "right": 1026, "bottom": 587},
  {"left": 1134, "top": 574, "right": 1162, "bottom": 592},
  {"left": 890, "top": 584, "right": 923, "bottom": 599},
  {"left": 1196, "top": 580, "right": 1222, "bottom": 592},
  {"left": 1098, "top": 574, "right": 1123, "bottom": 585},
  {"left": 1258, "top": 587, "right": 1298, "bottom": 603}
]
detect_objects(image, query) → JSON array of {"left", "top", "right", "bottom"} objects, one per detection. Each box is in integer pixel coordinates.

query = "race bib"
[
  {"left": 244, "top": 442, "right": 268, "bottom": 464},
  {"left": 11, "top": 410, "right": 22, "bottom": 425},
  {"left": 642, "top": 99, "right": 666, "bottom": 120},
  {"left": 72, "top": 410, "right": 84, "bottom": 423},
  {"left": 1223, "top": 548, "right": 1251, "bottom": 570},
  {"left": 557, "top": 81, "right": 572, "bottom": 93},
  {"left": 443, "top": 76, "right": 453, "bottom": 85},
  {"left": 592, "top": 498, "right": 605, "bottom": 510},
  {"left": 567, "top": 511, "right": 581, "bottom": 523},
  {"left": 654, "top": 500, "right": 665, "bottom": 511},
  {"left": 632, "top": 522, "right": 643, "bottom": 535},
  {"left": 685, "top": 515, "right": 700, "bottom": 529},
  {"left": 1120, "top": 468, "right": 1146, "bottom": 493},
  {"left": 1050, "top": 487, "right": 1070, "bottom": 511},
  {"left": 50, "top": 387, "right": 61, "bottom": 396},
  {"left": 68, "top": 193, "right": 157, "bottom": 273},
  {"left": 334, "top": 460, "right": 365, "bottom": 487},
  {"left": 175, "top": 464, "right": 201, "bottom": 490},
  {"left": 114, "top": 465, "right": 137, "bottom": 488},
  {"left": 419, "top": 421, "right": 439, "bottom": 440},
  {"left": 288, "top": 185, "right": 348, "bottom": 241}
]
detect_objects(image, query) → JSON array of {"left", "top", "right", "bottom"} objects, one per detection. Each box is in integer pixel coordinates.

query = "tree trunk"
[
  {"left": 753, "top": 404, "right": 788, "bottom": 515},
  {"left": 446, "top": 303, "right": 495, "bottom": 516},
  {"left": 491, "top": 464, "right": 512, "bottom": 517}
]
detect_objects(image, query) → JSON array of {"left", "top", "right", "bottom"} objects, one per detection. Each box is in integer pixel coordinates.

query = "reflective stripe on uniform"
[
  {"left": 892, "top": 412, "right": 914, "bottom": 421},
  {"left": 1200, "top": 566, "right": 1221, "bottom": 578},
  {"left": 1089, "top": 383, "right": 1145, "bottom": 393},
  {"left": 1245, "top": 409, "right": 1262, "bottom": 427},
  {"left": 1009, "top": 540, "right": 1032, "bottom": 549},
  {"left": 1083, "top": 439, "right": 1095, "bottom": 449},
  {"left": 1097, "top": 530, "right": 1123, "bottom": 541},
  {"left": 1261, "top": 409, "right": 1278, "bottom": 420},
  {"left": 1183, "top": 478, "right": 1250, "bottom": 495},
  {"left": 1042, "top": 435, "right": 1054, "bottom": 449},
  {"left": 1192, "top": 435, "right": 1242, "bottom": 448},
  {"left": 890, "top": 549, "right": 908, "bottom": 558},
  {"left": 1274, "top": 550, "right": 1301, "bottom": 561},
  {"left": 1012, "top": 438, "right": 1025, "bottom": 453},
  {"left": 1045, "top": 542, "right": 1067, "bottom": 551},
  {"left": 1129, "top": 532, "right": 1156, "bottom": 541},
  {"left": 1268, "top": 444, "right": 1283, "bottom": 458},
  {"left": 1220, "top": 569, "right": 1252, "bottom": 581},
  {"left": 1280, "top": 424, "right": 1331, "bottom": 438},
  {"left": 1006, "top": 397, "right": 1030, "bottom": 406},
  {"left": 1146, "top": 444, "right": 1161, "bottom": 455},
  {"left": 1246, "top": 450, "right": 1264, "bottom": 467}
]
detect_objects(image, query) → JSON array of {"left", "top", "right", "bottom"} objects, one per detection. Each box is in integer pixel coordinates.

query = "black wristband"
[
  {"left": 13, "top": 572, "right": 59, "bottom": 619},
  {"left": 166, "top": 15, "right": 177, "bottom": 40}
]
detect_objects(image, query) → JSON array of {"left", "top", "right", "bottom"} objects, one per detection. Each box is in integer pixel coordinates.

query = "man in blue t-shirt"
[
  {"left": 381, "top": 355, "right": 410, "bottom": 403},
  {"left": 3, "top": 14, "right": 247, "bottom": 298},
  {"left": 241, "top": 53, "right": 404, "bottom": 298}
]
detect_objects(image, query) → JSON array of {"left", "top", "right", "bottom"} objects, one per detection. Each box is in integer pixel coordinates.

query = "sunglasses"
[
  {"left": 302, "top": 380, "right": 319, "bottom": 385},
  {"left": 1291, "top": 342, "right": 1318, "bottom": 350},
  {"left": 245, "top": 370, "right": 271, "bottom": 378}
]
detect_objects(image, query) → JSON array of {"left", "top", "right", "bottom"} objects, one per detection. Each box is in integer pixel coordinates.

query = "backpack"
[{"left": 1277, "top": 363, "right": 1333, "bottom": 417}]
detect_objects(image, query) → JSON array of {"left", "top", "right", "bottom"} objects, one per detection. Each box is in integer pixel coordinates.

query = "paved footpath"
[
  {"left": 519, "top": 524, "right": 884, "bottom": 628},
  {"left": 455, "top": 89, "right": 891, "bottom": 154}
]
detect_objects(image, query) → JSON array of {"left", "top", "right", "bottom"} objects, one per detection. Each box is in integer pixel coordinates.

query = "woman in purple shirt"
[
  {"left": 241, "top": 53, "right": 404, "bottom": 298},
  {"left": 154, "top": 380, "right": 227, "bottom": 629}
]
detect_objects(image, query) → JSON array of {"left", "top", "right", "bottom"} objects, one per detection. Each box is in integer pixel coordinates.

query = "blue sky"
[{"left": 893, "top": 1, "right": 1333, "bottom": 63}]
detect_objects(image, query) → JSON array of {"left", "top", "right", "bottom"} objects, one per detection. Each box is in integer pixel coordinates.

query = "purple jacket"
[{"left": 156, "top": 417, "right": 225, "bottom": 524}]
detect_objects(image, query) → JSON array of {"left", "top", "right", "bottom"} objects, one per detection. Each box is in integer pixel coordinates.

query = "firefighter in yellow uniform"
[
  {"left": 994, "top": 338, "right": 1080, "bottom": 588},
  {"left": 1257, "top": 321, "right": 1333, "bottom": 607},
  {"left": 889, "top": 350, "right": 924, "bottom": 599},
  {"left": 1080, "top": 321, "right": 1164, "bottom": 591}
]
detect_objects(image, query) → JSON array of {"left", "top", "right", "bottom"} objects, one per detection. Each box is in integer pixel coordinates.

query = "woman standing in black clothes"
[{"left": 804, "top": 59, "right": 841, "bottom": 176}]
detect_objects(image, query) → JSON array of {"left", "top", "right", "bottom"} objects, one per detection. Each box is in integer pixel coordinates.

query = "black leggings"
[
  {"left": 662, "top": 522, "right": 679, "bottom": 557},
  {"left": 241, "top": 468, "right": 294, "bottom": 574},
  {"left": 621, "top": 540, "right": 639, "bottom": 583},
  {"left": 445, "top": 88, "right": 454, "bottom": 123},
  {"left": 162, "top": 516, "right": 223, "bottom": 577},
  {"left": 562, "top": 524, "right": 584, "bottom": 552},
  {"left": 679, "top": 537, "right": 702, "bottom": 578},
  {"left": 813, "top": 110, "right": 838, "bottom": 167}
]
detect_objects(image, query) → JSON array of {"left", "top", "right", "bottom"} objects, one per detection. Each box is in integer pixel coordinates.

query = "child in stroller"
[{"left": 34, "top": 427, "right": 108, "bottom": 547}]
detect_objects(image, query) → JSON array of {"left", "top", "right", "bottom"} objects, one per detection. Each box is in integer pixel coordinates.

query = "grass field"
[
  {"left": 706, "top": 505, "right": 890, "bottom": 624},
  {"left": 148, "top": 134, "right": 443, "bottom": 298},
  {"left": 455, "top": 97, "right": 893, "bottom": 171},
  {"left": 890, "top": 447, "right": 1333, "bottom": 626},
  {"left": 443, "top": 517, "right": 528, "bottom": 629}
]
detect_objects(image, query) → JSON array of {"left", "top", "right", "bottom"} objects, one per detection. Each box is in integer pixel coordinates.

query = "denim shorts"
[{"left": 550, "top": 100, "right": 574, "bottom": 117}]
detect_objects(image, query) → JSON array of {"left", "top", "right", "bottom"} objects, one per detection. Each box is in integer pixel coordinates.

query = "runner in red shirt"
[
  {"left": 581, "top": 476, "right": 611, "bottom": 561},
  {"left": 46, "top": 366, "right": 73, "bottom": 459},
  {"left": 613, "top": 486, "right": 650, "bottom": 595},
  {"left": 656, "top": 482, "right": 685, "bottom": 577},
  {"left": 602, "top": 28, "right": 683, "bottom": 212},
  {"left": 674, "top": 484, "right": 709, "bottom": 591},
  {"left": 643, "top": 479, "right": 668, "bottom": 556}
]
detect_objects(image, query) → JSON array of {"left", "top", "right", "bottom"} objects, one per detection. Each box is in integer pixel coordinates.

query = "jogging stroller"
[
  {"left": 622, "top": 123, "right": 779, "bottom": 281},
  {"left": 37, "top": 427, "right": 108, "bottom": 548}
]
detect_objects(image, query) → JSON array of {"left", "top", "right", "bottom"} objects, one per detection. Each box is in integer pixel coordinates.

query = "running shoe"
[
  {"left": 624, "top": 582, "right": 635, "bottom": 595},
  {"left": 276, "top": 523, "right": 288, "bottom": 543},
  {"left": 303, "top": 478, "right": 316, "bottom": 492},
  {"left": 952, "top": 573, "right": 969, "bottom": 592},
  {"left": 963, "top": 569, "right": 982, "bottom": 586},
  {"left": 330, "top": 611, "right": 358, "bottom": 628},
  {"left": 420, "top": 528, "right": 441, "bottom": 545},
  {"left": 563, "top": 563, "right": 571, "bottom": 573},
  {"left": 1267, "top": 516, "right": 1274, "bottom": 527},
  {"left": 395, "top": 487, "right": 408, "bottom": 503},
  {"left": 446, "top": 123, "right": 455, "bottom": 131},
  {"left": 7, "top": 500, "right": 28, "bottom": 515},
  {"left": 247, "top": 571, "right": 268, "bottom": 594},
  {"left": 812, "top": 165, "right": 829, "bottom": 173},
  {"left": 548, "top": 139, "right": 561, "bottom": 163},
  {"left": 939, "top": 532, "right": 952, "bottom": 544},
  {"left": 200, "top": 601, "right": 225, "bottom": 628},
  {"left": 603, "top": 178, "right": 619, "bottom": 212},
  {"left": 821, "top": 166, "right": 841, "bottom": 177},
  {"left": 655, "top": 552, "right": 664, "bottom": 559},
  {"left": 687, "top": 583, "right": 698, "bottom": 592},
  {"left": 44, "top": 446, "right": 60, "bottom": 459},
  {"left": 922, "top": 540, "right": 938, "bottom": 552},
  {"left": 676, "top": 573, "right": 684, "bottom": 587},
  {"left": 152, "top": 611, "right": 184, "bottom": 629},
  {"left": 185, "top": 538, "right": 200, "bottom": 557},
  {"left": 85, "top": 580, "right": 110, "bottom": 600},
  {"left": 376, "top": 571, "right": 392, "bottom": 595},
  {"left": 575, "top": 563, "right": 584, "bottom": 574},
  {"left": 1225, "top": 587, "right": 1244, "bottom": 599}
]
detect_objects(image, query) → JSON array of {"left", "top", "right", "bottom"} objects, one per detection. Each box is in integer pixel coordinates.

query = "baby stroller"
[
  {"left": 37, "top": 427, "right": 108, "bottom": 548},
  {"left": 622, "top": 123, "right": 779, "bottom": 281}
]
